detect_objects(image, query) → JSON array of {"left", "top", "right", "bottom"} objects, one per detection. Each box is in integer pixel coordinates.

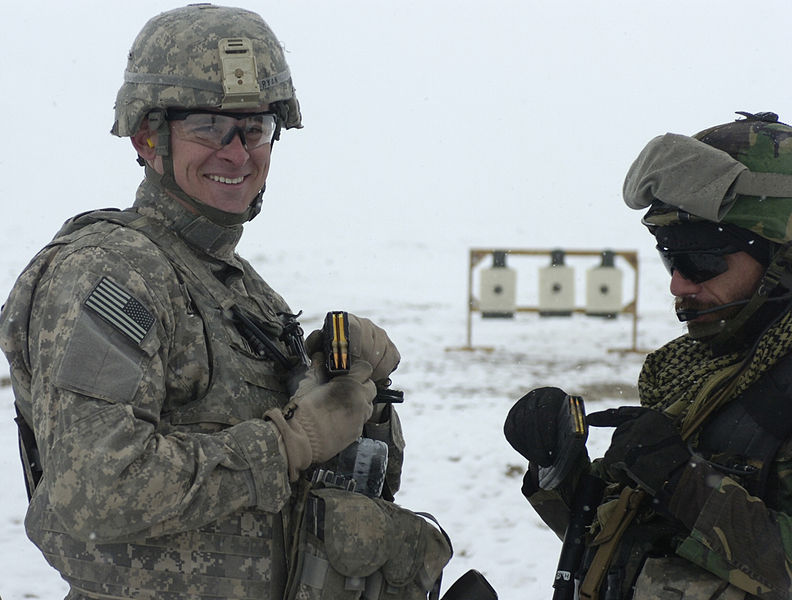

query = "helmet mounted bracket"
[{"left": 219, "top": 38, "right": 262, "bottom": 110}]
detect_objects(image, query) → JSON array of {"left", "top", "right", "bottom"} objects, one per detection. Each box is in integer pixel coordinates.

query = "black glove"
[
  {"left": 504, "top": 387, "right": 568, "bottom": 467},
  {"left": 592, "top": 406, "right": 690, "bottom": 496}
]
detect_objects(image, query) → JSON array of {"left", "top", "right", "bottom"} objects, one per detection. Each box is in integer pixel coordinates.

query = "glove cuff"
[
  {"left": 293, "top": 405, "right": 332, "bottom": 463},
  {"left": 265, "top": 408, "right": 312, "bottom": 482}
]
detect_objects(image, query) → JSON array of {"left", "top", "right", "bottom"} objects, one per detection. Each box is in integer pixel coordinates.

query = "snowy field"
[{"left": 2, "top": 0, "right": 791, "bottom": 598}]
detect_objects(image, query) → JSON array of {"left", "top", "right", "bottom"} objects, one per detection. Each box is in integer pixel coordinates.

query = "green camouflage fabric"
[
  {"left": 631, "top": 114, "right": 792, "bottom": 244},
  {"left": 528, "top": 438, "right": 792, "bottom": 598},
  {"left": 719, "top": 196, "right": 792, "bottom": 245},
  {"left": 525, "top": 326, "right": 792, "bottom": 598},
  {"left": 0, "top": 178, "right": 404, "bottom": 599},
  {"left": 632, "top": 557, "right": 746, "bottom": 599},
  {"left": 673, "top": 472, "right": 792, "bottom": 600},
  {"left": 112, "top": 4, "right": 302, "bottom": 137},
  {"left": 694, "top": 113, "right": 792, "bottom": 175},
  {"left": 640, "top": 319, "right": 792, "bottom": 599},
  {"left": 526, "top": 113, "right": 792, "bottom": 598}
]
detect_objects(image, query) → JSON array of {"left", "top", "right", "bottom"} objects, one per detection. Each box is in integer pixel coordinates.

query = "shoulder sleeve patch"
[{"left": 84, "top": 277, "right": 155, "bottom": 345}]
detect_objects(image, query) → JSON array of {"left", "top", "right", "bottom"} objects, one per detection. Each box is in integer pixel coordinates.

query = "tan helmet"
[
  {"left": 112, "top": 3, "right": 301, "bottom": 138},
  {"left": 111, "top": 4, "right": 302, "bottom": 225}
]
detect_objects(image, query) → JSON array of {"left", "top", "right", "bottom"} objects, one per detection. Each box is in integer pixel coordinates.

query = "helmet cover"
[
  {"left": 630, "top": 112, "right": 792, "bottom": 243},
  {"left": 112, "top": 3, "right": 302, "bottom": 137}
]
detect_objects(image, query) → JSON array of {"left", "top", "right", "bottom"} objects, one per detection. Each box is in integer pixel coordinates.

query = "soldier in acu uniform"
[
  {"left": 505, "top": 112, "right": 792, "bottom": 599},
  {"left": 0, "top": 5, "right": 451, "bottom": 599}
]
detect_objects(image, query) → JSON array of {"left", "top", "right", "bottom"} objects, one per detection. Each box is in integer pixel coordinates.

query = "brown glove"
[
  {"left": 305, "top": 313, "right": 400, "bottom": 384},
  {"left": 266, "top": 354, "right": 376, "bottom": 481}
]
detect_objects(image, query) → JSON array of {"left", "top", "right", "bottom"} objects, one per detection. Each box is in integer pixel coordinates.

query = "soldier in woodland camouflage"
[
  {"left": 505, "top": 112, "right": 792, "bottom": 599},
  {"left": 0, "top": 5, "right": 449, "bottom": 599}
]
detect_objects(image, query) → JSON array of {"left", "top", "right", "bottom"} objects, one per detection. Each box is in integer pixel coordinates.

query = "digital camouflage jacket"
[{"left": 0, "top": 178, "right": 404, "bottom": 599}]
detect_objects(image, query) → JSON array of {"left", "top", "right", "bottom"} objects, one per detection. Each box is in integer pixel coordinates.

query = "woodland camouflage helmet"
[
  {"left": 111, "top": 4, "right": 302, "bottom": 225},
  {"left": 693, "top": 112, "right": 792, "bottom": 243},
  {"left": 637, "top": 112, "right": 792, "bottom": 243},
  {"left": 624, "top": 112, "right": 792, "bottom": 347}
]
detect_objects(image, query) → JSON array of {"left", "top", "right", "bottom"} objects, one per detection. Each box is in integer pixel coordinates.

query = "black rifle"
[
  {"left": 539, "top": 397, "right": 605, "bottom": 599},
  {"left": 551, "top": 473, "right": 605, "bottom": 600},
  {"left": 504, "top": 394, "right": 604, "bottom": 599}
]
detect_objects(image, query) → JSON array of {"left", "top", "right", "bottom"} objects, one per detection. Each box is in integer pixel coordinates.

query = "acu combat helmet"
[
  {"left": 111, "top": 3, "right": 302, "bottom": 225},
  {"left": 624, "top": 112, "right": 792, "bottom": 348}
]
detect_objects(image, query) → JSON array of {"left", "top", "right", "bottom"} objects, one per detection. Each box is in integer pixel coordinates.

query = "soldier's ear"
[{"left": 131, "top": 120, "right": 157, "bottom": 162}]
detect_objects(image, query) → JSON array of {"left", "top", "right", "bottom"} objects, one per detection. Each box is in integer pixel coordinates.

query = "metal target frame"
[{"left": 455, "top": 248, "right": 642, "bottom": 353}]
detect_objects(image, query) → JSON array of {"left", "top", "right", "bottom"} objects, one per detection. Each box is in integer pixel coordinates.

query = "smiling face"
[
  {"left": 132, "top": 108, "right": 273, "bottom": 215},
  {"left": 168, "top": 126, "right": 272, "bottom": 214}
]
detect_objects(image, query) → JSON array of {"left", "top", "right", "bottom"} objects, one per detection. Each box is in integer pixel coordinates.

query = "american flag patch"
[{"left": 85, "top": 278, "right": 155, "bottom": 345}]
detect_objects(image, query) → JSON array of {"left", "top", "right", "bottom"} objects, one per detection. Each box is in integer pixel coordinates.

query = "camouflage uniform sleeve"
[
  {"left": 28, "top": 243, "right": 290, "bottom": 543},
  {"left": 669, "top": 453, "right": 792, "bottom": 599},
  {"left": 523, "top": 455, "right": 593, "bottom": 540}
]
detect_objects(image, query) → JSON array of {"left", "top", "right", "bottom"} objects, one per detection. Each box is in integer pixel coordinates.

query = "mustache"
[
  {"left": 675, "top": 297, "right": 713, "bottom": 313},
  {"left": 674, "top": 296, "right": 749, "bottom": 321}
]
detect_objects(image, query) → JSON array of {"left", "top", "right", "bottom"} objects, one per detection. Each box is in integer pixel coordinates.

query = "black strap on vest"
[
  {"left": 698, "top": 353, "right": 792, "bottom": 499},
  {"left": 15, "top": 404, "right": 42, "bottom": 500}
]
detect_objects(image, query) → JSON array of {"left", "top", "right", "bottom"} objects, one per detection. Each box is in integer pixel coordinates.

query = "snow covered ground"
[{"left": 2, "top": 1, "right": 791, "bottom": 598}]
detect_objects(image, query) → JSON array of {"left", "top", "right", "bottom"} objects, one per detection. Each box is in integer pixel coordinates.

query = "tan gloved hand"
[
  {"left": 266, "top": 354, "right": 376, "bottom": 481},
  {"left": 305, "top": 314, "right": 401, "bottom": 384},
  {"left": 348, "top": 314, "right": 400, "bottom": 383}
]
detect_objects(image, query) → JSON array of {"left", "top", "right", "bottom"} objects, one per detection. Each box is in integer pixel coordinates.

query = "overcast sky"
[{"left": 3, "top": 0, "right": 791, "bottom": 276}]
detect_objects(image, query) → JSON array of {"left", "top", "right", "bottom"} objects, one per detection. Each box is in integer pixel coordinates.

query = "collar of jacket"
[{"left": 132, "top": 177, "right": 245, "bottom": 263}]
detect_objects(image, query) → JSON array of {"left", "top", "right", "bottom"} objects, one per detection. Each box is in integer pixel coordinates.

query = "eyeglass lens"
[
  {"left": 172, "top": 112, "right": 276, "bottom": 150},
  {"left": 657, "top": 248, "right": 730, "bottom": 284}
]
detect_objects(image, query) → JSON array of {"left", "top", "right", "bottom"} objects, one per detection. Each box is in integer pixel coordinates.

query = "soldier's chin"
[
  {"left": 686, "top": 318, "right": 728, "bottom": 341},
  {"left": 677, "top": 302, "right": 745, "bottom": 341}
]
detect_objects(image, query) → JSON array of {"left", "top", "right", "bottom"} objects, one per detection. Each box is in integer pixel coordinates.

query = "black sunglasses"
[{"left": 656, "top": 245, "right": 740, "bottom": 283}]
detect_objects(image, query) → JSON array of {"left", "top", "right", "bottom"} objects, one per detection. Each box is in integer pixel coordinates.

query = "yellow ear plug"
[{"left": 147, "top": 138, "right": 155, "bottom": 148}]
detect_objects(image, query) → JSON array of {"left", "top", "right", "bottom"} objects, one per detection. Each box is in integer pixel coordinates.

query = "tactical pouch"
[
  {"left": 286, "top": 487, "right": 452, "bottom": 600},
  {"left": 633, "top": 557, "right": 746, "bottom": 600}
]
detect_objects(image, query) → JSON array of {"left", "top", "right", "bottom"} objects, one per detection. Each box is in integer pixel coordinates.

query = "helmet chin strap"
[{"left": 145, "top": 111, "right": 263, "bottom": 227}]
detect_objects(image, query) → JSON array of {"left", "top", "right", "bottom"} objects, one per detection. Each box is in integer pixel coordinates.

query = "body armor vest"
[
  {"left": 11, "top": 209, "right": 296, "bottom": 599},
  {"left": 697, "top": 352, "right": 792, "bottom": 504},
  {"left": 592, "top": 353, "right": 792, "bottom": 599}
]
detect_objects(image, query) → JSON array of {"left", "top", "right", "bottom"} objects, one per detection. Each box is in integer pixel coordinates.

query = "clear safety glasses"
[
  {"left": 166, "top": 109, "right": 278, "bottom": 150},
  {"left": 656, "top": 245, "right": 739, "bottom": 284}
]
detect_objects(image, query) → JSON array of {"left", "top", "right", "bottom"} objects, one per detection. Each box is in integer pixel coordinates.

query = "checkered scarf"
[{"left": 638, "top": 309, "right": 792, "bottom": 437}]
